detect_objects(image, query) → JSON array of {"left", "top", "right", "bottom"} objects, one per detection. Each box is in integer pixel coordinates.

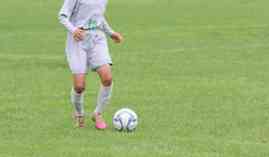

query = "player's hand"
[
  {"left": 111, "top": 32, "right": 123, "bottom": 43},
  {"left": 73, "top": 28, "right": 85, "bottom": 41}
]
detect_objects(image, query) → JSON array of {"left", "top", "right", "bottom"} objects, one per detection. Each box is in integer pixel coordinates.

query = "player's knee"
[
  {"left": 102, "top": 77, "right": 113, "bottom": 87},
  {"left": 74, "top": 85, "right": 85, "bottom": 94}
]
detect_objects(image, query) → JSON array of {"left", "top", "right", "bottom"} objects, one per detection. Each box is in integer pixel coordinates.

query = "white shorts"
[{"left": 65, "top": 30, "right": 112, "bottom": 74}]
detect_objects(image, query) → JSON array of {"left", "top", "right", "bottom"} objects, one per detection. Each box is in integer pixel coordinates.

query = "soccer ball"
[{"left": 113, "top": 108, "right": 138, "bottom": 132}]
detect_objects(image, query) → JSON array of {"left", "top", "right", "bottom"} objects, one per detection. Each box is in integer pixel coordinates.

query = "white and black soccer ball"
[{"left": 113, "top": 108, "right": 138, "bottom": 132}]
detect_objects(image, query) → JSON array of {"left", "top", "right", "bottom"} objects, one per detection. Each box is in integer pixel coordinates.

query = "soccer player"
[{"left": 58, "top": 0, "right": 123, "bottom": 129}]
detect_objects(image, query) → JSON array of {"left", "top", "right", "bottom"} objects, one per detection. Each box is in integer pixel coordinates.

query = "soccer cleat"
[
  {"left": 73, "top": 113, "right": 85, "bottom": 128},
  {"left": 91, "top": 112, "right": 107, "bottom": 130}
]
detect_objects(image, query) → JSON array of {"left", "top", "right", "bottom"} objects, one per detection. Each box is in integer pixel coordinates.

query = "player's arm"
[
  {"left": 101, "top": 16, "right": 124, "bottom": 43},
  {"left": 58, "top": 0, "right": 77, "bottom": 33},
  {"left": 58, "top": 0, "right": 84, "bottom": 41},
  {"left": 101, "top": 16, "right": 115, "bottom": 37}
]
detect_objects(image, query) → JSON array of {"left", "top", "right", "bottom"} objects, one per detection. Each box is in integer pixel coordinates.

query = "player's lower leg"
[
  {"left": 92, "top": 64, "right": 113, "bottom": 129},
  {"left": 94, "top": 83, "right": 113, "bottom": 113},
  {"left": 71, "top": 88, "right": 85, "bottom": 127},
  {"left": 71, "top": 74, "right": 86, "bottom": 128}
]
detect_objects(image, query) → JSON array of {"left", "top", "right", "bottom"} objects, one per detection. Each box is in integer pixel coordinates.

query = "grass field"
[{"left": 1, "top": 0, "right": 269, "bottom": 156}]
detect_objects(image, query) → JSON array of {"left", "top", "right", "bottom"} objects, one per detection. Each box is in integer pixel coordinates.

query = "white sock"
[
  {"left": 71, "top": 88, "right": 85, "bottom": 116},
  {"left": 94, "top": 84, "right": 113, "bottom": 114}
]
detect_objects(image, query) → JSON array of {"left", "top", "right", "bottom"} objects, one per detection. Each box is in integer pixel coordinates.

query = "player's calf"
[{"left": 71, "top": 74, "right": 86, "bottom": 127}]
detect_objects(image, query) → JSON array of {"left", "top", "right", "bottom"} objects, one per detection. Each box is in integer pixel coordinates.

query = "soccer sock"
[
  {"left": 71, "top": 88, "right": 85, "bottom": 116},
  {"left": 94, "top": 83, "right": 113, "bottom": 114}
]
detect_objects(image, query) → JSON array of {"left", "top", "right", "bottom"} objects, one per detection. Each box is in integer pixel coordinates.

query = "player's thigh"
[
  {"left": 66, "top": 35, "right": 88, "bottom": 74},
  {"left": 96, "top": 64, "right": 112, "bottom": 86},
  {"left": 88, "top": 40, "right": 112, "bottom": 71},
  {"left": 73, "top": 74, "right": 86, "bottom": 92}
]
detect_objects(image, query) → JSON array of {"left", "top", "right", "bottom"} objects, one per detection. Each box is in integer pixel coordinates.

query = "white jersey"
[
  {"left": 58, "top": 0, "right": 114, "bottom": 36},
  {"left": 58, "top": 0, "right": 114, "bottom": 74}
]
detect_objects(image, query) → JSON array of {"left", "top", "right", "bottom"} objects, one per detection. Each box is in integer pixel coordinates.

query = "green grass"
[{"left": 1, "top": 0, "right": 269, "bottom": 156}]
